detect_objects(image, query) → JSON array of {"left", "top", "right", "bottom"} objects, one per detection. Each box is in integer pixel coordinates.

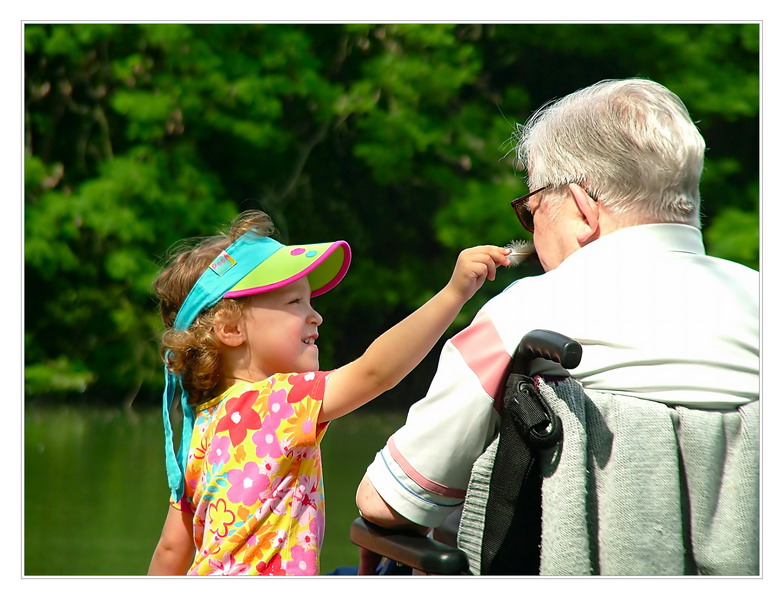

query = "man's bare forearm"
[{"left": 356, "top": 475, "right": 430, "bottom": 534}]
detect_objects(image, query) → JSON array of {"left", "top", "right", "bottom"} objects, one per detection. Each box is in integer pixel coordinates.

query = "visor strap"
[
  {"left": 162, "top": 367, "right": 183, "bottom": 501},
  {"left": 162, "top": 363, "right": 197, "bottom": 503}
]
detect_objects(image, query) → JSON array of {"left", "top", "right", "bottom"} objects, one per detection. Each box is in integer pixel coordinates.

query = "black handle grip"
[{"left": 516, "top": 329, "right": 582, "bottom": 370}]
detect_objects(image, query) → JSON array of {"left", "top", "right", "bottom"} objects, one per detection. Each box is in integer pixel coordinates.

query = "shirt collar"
[{"left": 558, "top": 223, "right": 705, "bottom": 270}]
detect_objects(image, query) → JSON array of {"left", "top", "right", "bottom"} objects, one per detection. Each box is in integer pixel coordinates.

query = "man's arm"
[
  {"left": 356, "top": 474, "right": 429, "bottom": 532},
  {"left": 355, "top": 474, "right": 431, "bottom": 575},
  {"left": 355, "top": 308, "right": 511, "bottom": 529}
]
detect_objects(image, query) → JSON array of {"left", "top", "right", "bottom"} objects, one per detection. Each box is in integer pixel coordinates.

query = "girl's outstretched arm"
[
  {"left": 148, "top": 505, "right": 195, "bottom": 575},
  {"left": 320, "top": 245, "right": 510, "bottom": 423}
]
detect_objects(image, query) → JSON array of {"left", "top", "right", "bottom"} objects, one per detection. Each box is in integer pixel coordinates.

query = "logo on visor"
[{"left": 210, "top": 251, "right": 237, "bottom": 276}]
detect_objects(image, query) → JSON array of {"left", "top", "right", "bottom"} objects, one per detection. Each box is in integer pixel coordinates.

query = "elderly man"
[{"left": 355, "top": 78, "right": 759, "bottom": 545}]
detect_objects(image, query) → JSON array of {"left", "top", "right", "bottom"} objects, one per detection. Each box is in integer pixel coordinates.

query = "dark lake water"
[{"left": 24, "top": 403, "right": 405, "bottom": 576}]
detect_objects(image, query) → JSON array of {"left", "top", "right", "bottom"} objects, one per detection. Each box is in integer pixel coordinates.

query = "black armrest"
[{"left": 349, "top": 517, "right": 470, "bottom": 575}]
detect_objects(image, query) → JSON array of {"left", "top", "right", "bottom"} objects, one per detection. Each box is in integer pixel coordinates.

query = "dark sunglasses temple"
[{"left": 511, "top": 187, "right": 546, "bottom": 233}]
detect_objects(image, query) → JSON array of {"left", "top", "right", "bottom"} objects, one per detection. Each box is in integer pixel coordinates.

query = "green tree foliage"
[{"left": 24, "top": 23, "right": 759, "bottom": 403}]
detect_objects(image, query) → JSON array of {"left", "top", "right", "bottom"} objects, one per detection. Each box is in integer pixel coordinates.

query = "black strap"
[{"left": 480, "top": 374, "right": 562, "bottom": 575}]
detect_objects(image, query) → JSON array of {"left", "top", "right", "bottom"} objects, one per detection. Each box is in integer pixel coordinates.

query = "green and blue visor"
[{"left": 162, "top": 232, "right": 351, "bottom": 502}]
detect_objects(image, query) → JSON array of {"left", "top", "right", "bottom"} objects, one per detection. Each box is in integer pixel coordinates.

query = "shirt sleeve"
[
  {"left": 274, "top": 371, "right": 331, "bottom": 442},
  {"left": 365, "top": 311, "right": 510, "bottom": 528}
]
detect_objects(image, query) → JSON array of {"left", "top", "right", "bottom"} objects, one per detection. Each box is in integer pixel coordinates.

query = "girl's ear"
[
  {"left": 213, "top": 311, "right": 246, "bottom": 347},
  {"left": 568, "top": 183, "right": 600, "bottom": 244}
]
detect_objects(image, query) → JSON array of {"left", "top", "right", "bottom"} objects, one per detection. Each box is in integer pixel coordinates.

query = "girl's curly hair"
[{"left": 153, "top": 210, "right": 275, "bottom": 405}]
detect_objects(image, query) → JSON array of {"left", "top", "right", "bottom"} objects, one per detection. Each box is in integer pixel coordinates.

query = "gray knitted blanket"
[{"left": 457, "top": 377, "right": 759, "bottom": 576}]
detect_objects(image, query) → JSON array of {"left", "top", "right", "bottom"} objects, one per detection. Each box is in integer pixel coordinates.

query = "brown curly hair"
[{"left": 154, "top": 210, "right": 276, "bottom": 405}]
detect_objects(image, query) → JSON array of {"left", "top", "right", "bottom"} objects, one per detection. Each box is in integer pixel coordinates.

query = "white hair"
[{"left": 515, "top": 78, "right": 705, "bottom": 227}]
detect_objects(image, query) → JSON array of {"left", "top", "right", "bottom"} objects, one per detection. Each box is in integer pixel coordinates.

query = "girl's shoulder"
[
  {"left": 195, "top": 371, "right": 333, "bottom": 415},
  {"left": 268, "top": 371, "right": 332, "bottom": 402}
]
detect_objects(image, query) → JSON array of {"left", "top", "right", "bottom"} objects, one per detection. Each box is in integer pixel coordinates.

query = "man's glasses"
[{"left": 511, "top": 186, "right": 547, "bottom": 233}]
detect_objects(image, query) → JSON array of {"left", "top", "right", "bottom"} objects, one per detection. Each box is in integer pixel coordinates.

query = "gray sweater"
[{"left": 457, "top": 377, "right": 759, "bottom": 576}]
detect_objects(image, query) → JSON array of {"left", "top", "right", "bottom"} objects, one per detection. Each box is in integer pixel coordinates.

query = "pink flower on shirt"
[
  {"left": 208, "top": 553, "right": 251, "bottom": 575},
  {"left": 266, "top": 387, "right": 294, "bottom": 426},
  {"left": 260, "top": 475, "right": 290, "bottom": 517},
  {"left": 290, "top": 474, "right": 319, "bottom": 522},
  {"left": 285, "top": 545, "right": 317, "bottom": 575},
  {"left": 207, "top": 435, "right": 231, "bottom": 466},
  {"left": 258, "top": 455, "right": 281, "bottom": 478},
  {"left": 297, "top": 525, "right": 317, "bottom": 548},
  {"left": 227, "top": 462, "right": 270, "bottom": 506},
  {"left": 252, "top": 416, "right": 283, "bottom": 459},
  {"left": 310, "top": 506, "right": 325, "bottom": 542},
  {"left": 271, "top": 528, "right": 289, "bottom": 549}
]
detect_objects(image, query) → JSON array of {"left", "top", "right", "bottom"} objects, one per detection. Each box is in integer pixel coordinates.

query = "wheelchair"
[{"left": 350, "top": 330, "right": 760, "bottom": 576}]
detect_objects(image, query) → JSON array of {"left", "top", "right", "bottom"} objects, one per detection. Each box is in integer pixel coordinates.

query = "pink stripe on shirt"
[
  {"left": 451, "top": 311, "right": 511, "bottom": 410},
  {"left": 382, "top": 312, "right": 511, "bottom": 502},
  {"left": 387, "top": 437, "right": 466, "bottom": 499}
]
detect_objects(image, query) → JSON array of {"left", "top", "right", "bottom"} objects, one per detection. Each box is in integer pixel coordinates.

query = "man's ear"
[
  {"left": 213, "top": 312, "right": 246, "bottom": 347},
  {"left": 569, "top": 183, "right": 600, "bottom": 243}
]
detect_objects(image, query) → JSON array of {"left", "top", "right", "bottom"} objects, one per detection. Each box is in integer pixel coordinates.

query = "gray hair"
[{"left": 515, "top": 78, "right": 705, "bottom": 227}]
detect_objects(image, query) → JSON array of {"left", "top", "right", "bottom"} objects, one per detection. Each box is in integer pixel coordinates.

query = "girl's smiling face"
[{"left": 238, "top": 277, "right": 323, "bottom": 379}]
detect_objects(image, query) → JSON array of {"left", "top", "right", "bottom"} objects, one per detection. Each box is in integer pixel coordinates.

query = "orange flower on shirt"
[
  {"left": 233, "top": 444, "right": 247, "bottom": 464},
  {"left": 236, "top": 504, "right": 250, "bottom": 523},
  {"left": 248, "top": 524, "right": 282, "bottom": 556},
  {"left": 282, "top": 400, "right": 317, "bottom": 447}
]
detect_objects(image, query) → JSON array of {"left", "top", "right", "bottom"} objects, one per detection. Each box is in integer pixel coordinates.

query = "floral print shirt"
[{"left": 173, "top": 372, "right": 331, "bottom": 575}]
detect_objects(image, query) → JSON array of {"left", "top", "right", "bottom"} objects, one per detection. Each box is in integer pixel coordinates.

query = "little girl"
[{"left": 147, "top": 210, "right": 510, "bottom": 575}]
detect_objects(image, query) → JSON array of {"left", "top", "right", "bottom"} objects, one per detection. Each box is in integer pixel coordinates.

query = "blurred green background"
[{"left": 23, "top": 23, "right": 759, "bottom": 575}]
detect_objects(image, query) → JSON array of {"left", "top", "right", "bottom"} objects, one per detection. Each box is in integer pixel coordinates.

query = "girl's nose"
[{"left": 310, "top": 308, "right": 323, "bottom": 326}]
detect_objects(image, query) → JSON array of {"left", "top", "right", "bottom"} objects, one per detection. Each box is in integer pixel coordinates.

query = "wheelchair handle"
[{"left": 516, "top": 329, "right": 582, "bottom": 371}]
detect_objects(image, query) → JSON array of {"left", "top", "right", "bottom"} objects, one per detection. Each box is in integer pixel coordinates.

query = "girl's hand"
[{"left": 445, "top": 245, "right": 511, "bottom": 303}]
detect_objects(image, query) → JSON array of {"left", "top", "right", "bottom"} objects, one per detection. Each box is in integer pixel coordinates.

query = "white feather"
[{"left": 504, "top": 240, "right": 536, "bottom": 267}]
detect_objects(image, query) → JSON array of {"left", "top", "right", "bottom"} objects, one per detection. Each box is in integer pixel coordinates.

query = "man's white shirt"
[{"left": 366, "top": 224, "right": 759, "bottom": 527}]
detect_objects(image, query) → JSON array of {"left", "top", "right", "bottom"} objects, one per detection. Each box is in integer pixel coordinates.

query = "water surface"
[{"left": 24, "top": 404, "right": 405, "bottom": 576}]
